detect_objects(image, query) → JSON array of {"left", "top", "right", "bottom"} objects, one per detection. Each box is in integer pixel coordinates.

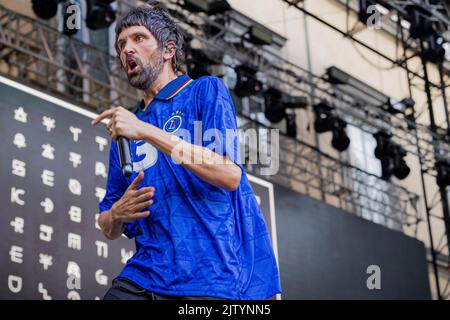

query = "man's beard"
[{"left": 127, "top": 50, "right": 164, "bottom": 90}]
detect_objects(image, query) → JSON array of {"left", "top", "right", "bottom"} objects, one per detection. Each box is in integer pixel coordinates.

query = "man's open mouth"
[{"left": 127, "top": 59, "right": 140, "bottom": 75}]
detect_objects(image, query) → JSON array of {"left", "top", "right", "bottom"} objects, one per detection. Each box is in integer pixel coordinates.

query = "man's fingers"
[
  {"left": 134, "top": 191, "right": 155, "bottom": 204},
  {"left": 133, "top": 186, "right": 155, "bottom": 197},
  {"left": 123, "top": 211, "right": 150, "bottom": 223},
  {"left": 127, "top": 171, "right": 144, "bottom": 190},
  {"left": 131, "top": 200, "right": 153, "bottom": 213},
  {"left": 91, "top": 108, "right": 117, "bottom": 125}
]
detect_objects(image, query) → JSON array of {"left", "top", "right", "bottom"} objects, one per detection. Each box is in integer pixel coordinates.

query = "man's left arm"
[{"left": 92, "top": 106, "right": 242, "bottom": 192}]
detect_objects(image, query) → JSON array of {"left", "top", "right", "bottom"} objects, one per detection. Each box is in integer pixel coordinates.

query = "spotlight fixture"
[
  {"left": 313, "top": 101, "right": 334, "bottom": 133},
  {"left": 331, "top": 118, "right": 350, "bottom": 152},
  {"left": 423, "top": 33, "right": 446, "bottom": 64},
  {"left": 32, "top": 0, "right": 62, "bottom": 20},
  {"left": 285, "top": 113, "right": 297, "bottom": 139},
  {"left": 313, "top": 101, "right": 350, "bottom": 152},
  {"left": 373, "top": 131, "right": 410, "bottom": 180},
  {"left": 208, "top": 0, "right": 232, "bottom": 15},
  {"left": 264, "top": 87, "right": 308, "bottom": 124},
  {"left": 406, "top": 5, "right": 435, "bottom": 39},
  {"left": 186, "top": 49, "right": 212, "bottom": 80},
  {"left": 263, "top": 87, "right": 285, "bottom": 123},
  {"left": 183, "top": 0, "right": 231, "bottom": 15},
  {"left": 234, "top": 65, "right": 262, "bottom": 98},
  {"left": 86, "top": 0, "right": 116, "bottom": 30},
  {"left": 436, "top": 160, "right": 450, "bottom": 187}
]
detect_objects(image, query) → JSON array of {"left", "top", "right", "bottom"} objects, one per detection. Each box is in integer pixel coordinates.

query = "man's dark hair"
[{"left": 115, "top": 2, "right": 186, "bottom": 74}]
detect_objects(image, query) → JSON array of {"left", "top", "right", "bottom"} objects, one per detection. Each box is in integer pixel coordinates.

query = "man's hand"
[
  {"left": 111, "top": 171, "right": 155, "bottom": 223},
  {"left": 91, "top": 106, "right": 149, "bottom": 141}
]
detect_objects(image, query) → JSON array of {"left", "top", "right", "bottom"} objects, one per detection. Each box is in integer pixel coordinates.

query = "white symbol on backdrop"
[
  {"left": 68, "top": 233, "right": 81, "bottom": 250},
  {"left": 10, "top": 217, "right": 24, "bottom": 234},
  {"left": 41, "top": 169, "right": 55, "bottom": 187},
  {"left": 95, "top": 241, "right": 108, "bottom": 258},
  {"left": 12, "top": 159, "right": 26, "bottom": 177},
  {"left": 42, "top": 116, "right": 55, "bottom": 132},
  {"left": 14, "top": 107, "right": 27, "bottom": 123},
  {"left": 39, "top": 224, "right": 53, "bottom": 242},
  {"left": 68, "top": 206, "right": 82, "bottom": 223},
  {"left": 41, "top": 144, "right": 55, "bottom": 160},
  {"left": 9, "top": 245, "right": 23, "bottom": 264},
  {"left": 39, "top": 253, "right": 53, "bottom": 270},
  {"left": 121, "top": 248, "right": 134, "bottom": 264},
  {"left": 8, "top": 275, "right": 22, "bottom": 293},
  {"left": 38, "top": 283, "right": 52, "bottom": 300},
  {"left": 95, "top": 187, "right": 106, "bottom": 202},
  {"left": 13, "top": 133, "right": 26, "bottom": 148},
  {"left": 69, "top": 126, "right": 82, "bottom": 142},
  {"left": 69, "top": 152, "right": 82, "bottom": 168},
  {"left": 67, "top": 291, "right": 81, "bottom": 300},
  {"left": 40, "top": 197, "right": 54, "bottom": 214},
  {"left": 95, "top": 270, "right": 108, "bottom": 286},
  {"left": 95, "top": 136, "right": 108, "bottom": 151},
  {"left": 68, "top": 178, "right": 82, "bottom": 195},
  {"left": 67, "top": 261, "right": 81, "bottom": 279},
  {"left": 11, "top": 187, "right": 25, "bottom": 206},
  {"left": 95, "top": 161, "right": 107, "bottom": 178}
]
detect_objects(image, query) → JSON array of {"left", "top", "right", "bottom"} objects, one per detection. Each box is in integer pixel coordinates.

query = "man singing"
[{"left": 92, "top": 2, "right": 281, "bottom": 300}]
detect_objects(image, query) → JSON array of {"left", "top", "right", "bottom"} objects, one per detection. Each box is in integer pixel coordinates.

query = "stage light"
[
  {"left": 234, "top": 65, "right": 262, "bottom": 98},
  {"left": 373, "top": 131, "right": 410, "bottom": 180},
  {"left": 331, "top": 118, "right": 350, "bottom": 152},
  {"left": 285, "top": 113, "right": 297, "bottom": 138},
  {"left": 406, "top": 5, "right": 434, "bottom": 39},
  {"left": 208, "top": 0, "right": 232, "bottom": 15},
  {"left": 391, "top": 146, "right": 410, "bottom": 180},
  {"left": 86, "top": 0, "right": 116, "bottom": 30},
  {"left": 32, "top": 0, "right": 62, "bottom": 20},
  {"left": 186, "top": 49, "right": 212, "bottom": 79},
  {"left": 184, "top": 0, "right": 209, "bottom": 13},
  {"left": 263, "top": 87, "right": 285, "bottom": 123},
  {"left": 423, "top": 34, "right": 446, "bottom": 64},
  {"left": 264, "top": 88, "right": 307, "bottom": 124},
  {"left": 436, "top": 160, "right": 450, "bottom": 187},
  {"left": 184, "top": 0, "right": 231, "bottom": 15},
  {"left": 313, "top": 101, "right": 334, "bottom": 133},
  {"left": 314, "top": 102, "right": 350, "bottom": 152},
  {"left": 247, "top": 25, "right": 273, "bottom": 46}
]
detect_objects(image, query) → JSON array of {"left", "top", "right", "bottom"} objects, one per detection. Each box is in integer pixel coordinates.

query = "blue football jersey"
[{"left": 99, "top": 75, "right": 282, "bottom": 299}]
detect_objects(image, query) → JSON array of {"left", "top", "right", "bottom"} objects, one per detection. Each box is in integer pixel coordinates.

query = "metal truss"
[
  {"left": 0, "top": 3, "right": 138, "bottom": 112},
  {"left": 237, "top": 114, "right": 421, "bottom": 231}
]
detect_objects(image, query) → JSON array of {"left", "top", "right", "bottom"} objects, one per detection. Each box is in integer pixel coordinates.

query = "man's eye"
[{"left": 136, "top": 35, "right": 144, "bottom": 42}]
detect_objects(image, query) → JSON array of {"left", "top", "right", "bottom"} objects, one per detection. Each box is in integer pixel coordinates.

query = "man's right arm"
[{"left": 98, "top": 171, "right": 154, "bottom": 240}]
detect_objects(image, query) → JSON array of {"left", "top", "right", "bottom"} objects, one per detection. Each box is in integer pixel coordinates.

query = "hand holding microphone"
[{"left": 91, "top": 106, "right": 147, "bottom": 177}]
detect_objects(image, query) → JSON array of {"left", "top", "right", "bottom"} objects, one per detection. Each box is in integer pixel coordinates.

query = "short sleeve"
[
  {"left": 196, "top": 77, "right": 243, "bottom": 168},
  {"left": 98, "top": 140, "right": 140, "bottom": 239}
]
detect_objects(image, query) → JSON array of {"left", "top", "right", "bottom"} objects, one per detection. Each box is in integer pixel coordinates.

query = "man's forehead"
[{"left": 117, "top": 25, "right": 153, "bottom": 41}]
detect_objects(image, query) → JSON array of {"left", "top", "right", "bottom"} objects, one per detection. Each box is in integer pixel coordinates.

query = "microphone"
[{"left": 117, "top": 136, "right": 133, "bottom": 177}]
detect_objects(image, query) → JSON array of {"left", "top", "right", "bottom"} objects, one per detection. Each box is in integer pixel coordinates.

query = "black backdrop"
[{"left": 274, "top": 183, "right": 431, "bottom": 299}]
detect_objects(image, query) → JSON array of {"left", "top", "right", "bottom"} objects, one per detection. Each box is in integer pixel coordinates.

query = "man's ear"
[{"left": 163, "top": 41, "right": 176, "bottom": 60}]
